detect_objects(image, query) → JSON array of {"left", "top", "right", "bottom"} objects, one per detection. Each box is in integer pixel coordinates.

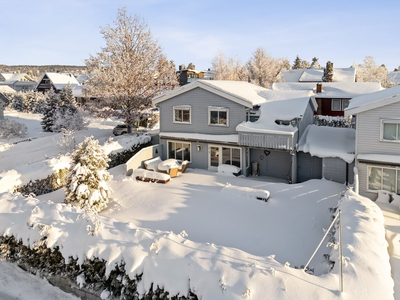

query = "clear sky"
[{"left": 1, "top": 0, "right": 399, "bottom": 71}]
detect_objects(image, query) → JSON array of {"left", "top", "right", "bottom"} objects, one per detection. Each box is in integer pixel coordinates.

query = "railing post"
[{"left": 339, "top": 210, "right": 343, "bottom": 293}]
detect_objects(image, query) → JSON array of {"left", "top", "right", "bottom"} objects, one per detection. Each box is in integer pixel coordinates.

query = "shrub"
[{"left": 0, "top": 118, "right": 28, "bottom": 139}]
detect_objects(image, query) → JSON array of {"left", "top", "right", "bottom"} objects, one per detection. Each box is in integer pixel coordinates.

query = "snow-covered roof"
[
  {"left": 0, "top": 86, "right": 16, "bottom": 94},
  {"left": 281, "top": 68, "right": 356, "bottom": 83},
  {"left": 0, "top": 73, "right": 34, "bottom": 83},
  {"left": 153, "top": 80, "right": 270, "bottom": 108},
  {"left": 345, "top": 85, "right": 400, "bottom": 115},
  {"left": 272, "top": 82, "right": 383, "bottom": 99},
  {"left": 159, "top": 132, "right": 239, "bottom": 144},
  {"left": 388, "top": 71, "right": 400, "bottom": 85},
  {"left": 236, "top": 96, "right": 312, "bottom": 135},
  {"left": 42, "top": 72, "right": 80, "bottom": 90},
  {"left": 76, "top": 73, "right": 92, "bottom": 84},
  {"left": 357, "top": 153, "right": 400, "bottom": 165},
  {"left": 298, "top": 125, "right": 355, "bottom": 163}
]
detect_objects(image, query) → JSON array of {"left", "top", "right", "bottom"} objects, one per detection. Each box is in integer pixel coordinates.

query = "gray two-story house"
[
  {"left": 152, "top": 80, "right": 317, "bottom": 183},
  {"left": 345, "top": 85, "right": 400, "bottom": 200}
]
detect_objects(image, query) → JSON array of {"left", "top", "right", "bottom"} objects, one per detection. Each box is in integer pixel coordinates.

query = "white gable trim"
[
  {"left": 345, "top": 94, "right": 400, "bottom": 116},
  {"left": 153, "top": 81, "right": 255, "bottom": 108}
]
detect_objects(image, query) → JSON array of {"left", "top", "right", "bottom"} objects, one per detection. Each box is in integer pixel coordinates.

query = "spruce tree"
[
  {"left": 60, "top": 83, "right": 76, "bottom": 106},
  {"left": 292, "top": 55, "right": 302, "bottom": 69},
  {"left": 310, "top": 57, "right": 320, "bottom": 69},
  {"left": 41, "top": 89, "right": 60, "bottom": 132},
  {"left": 65, "top": 136, "right": 111, "bottom": 212},
  {"left": 323, "top": 61, "right": 334, "bottom": 82}
]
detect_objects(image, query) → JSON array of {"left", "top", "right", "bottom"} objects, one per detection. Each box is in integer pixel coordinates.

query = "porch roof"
[{"left": 160, "top": 132, "right": 239, "bottom": 144}]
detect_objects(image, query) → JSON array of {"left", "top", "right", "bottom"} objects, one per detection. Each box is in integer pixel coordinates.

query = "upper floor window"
[
  {"left": 331, "top": 99, "right": 350, "bottom": 111},
  {"left": 173, "top": 106, "right": 191, "bottom": 124},
  {"left": 381, "top": 120, "right": 400, "bottom": 141},
  {"left": 208, "top": 107, "right": 229, "bottom": 126}
]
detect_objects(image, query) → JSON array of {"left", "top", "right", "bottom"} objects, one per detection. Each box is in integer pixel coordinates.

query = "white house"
[{"left": 0, "top": 73, "right": 37, "bottom": 92}]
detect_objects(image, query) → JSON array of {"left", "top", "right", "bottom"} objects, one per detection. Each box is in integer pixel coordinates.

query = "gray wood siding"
[
  {"left": 159, "top": 87, "right": 246, "bottom": 135},
  {"left": 297, "top": 152, "right": 322, "bottom": 182},
  {"left": 250, "top": 149, "right": 292, "bottom": 180},
  {"left": 323, "top": 158, "right": 354, "bottom": 184},
  {"left": 357, "top": 101, "right": 400, "bottom": 155},
  {"left": 298, "top": 102, "right": 315, "bottom": 139}
]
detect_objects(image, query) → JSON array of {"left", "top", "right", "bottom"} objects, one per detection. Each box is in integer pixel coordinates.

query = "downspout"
[{"left": 346, "top": 162, "right": 349, "bottom": 186}]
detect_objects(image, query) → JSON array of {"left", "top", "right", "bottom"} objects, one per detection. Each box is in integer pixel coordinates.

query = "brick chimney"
[{"left": 316, "top": 83, "right": 323, "bottom": 93}]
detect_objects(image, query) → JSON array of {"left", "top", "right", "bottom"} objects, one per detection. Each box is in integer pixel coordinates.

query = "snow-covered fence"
[
  {"left": 314, "top": 115, "right": 353, "bottom": 128},
  {"left": 125, "top": 144, "right": 163, "bottom": 176}
]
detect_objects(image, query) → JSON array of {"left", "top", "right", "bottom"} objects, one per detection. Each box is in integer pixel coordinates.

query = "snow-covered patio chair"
[
  {"left": 178, "top": 160, "right": 189, "bottom": 173},
  {"left": 144, "top": 156, "right": 162, "bottom": 172}
]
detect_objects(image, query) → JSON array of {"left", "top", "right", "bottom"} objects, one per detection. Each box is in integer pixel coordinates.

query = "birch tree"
[
  {"left": 247, "top": 47, "right": 287, "bottom": 88},
  {"left": 356, "top": 56, "right": 395, "bottom": 88},
  {"left": 85, "top": 8, "right": 177, "bottom": 132},
  {"left": 212, "top": 52, "right": 248, "bottom": 81}
]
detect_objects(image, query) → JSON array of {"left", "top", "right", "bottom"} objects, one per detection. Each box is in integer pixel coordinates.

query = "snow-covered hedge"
[
  {"left": 313, "top": 115, "right": 353, "bottom": 128},
  {"left": 0, "top": 118, "right": 28, "bottom": 139}
]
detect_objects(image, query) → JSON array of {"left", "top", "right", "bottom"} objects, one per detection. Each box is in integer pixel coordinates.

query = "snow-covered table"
[{"left": 158, "top": 159, "right": 181, "bottom": 178}]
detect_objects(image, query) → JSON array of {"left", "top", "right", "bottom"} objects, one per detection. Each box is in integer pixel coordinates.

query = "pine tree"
[
  {"left": 292, "top": 55, "right": 302, "bottom": 69},
  {"left": 41, "top": 89, "right": 60, "bottom": 132},
  {"left": 60, "top": 83, "right": 76, "bottom": 106},
  {"left": 323, "top": 61, "right": 334, "bottom": 82},
  {"left": 65, "top": 136, "right": 111, "bottom": 212},
  {"left": 310, "top": 57, "right": 320, "bottom": 69}
]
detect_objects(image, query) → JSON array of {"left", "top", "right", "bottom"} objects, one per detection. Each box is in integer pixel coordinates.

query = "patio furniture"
[
  {"left": 218, "top": 164, "right": 241, "bottom": 177},
  {"left": 144, "top": 156, "right": 162, "bottom": 172},
  {"left": 158, "top": 159, "right": 181, "bottom": 178},
  {"left": 133, "top": 169, "right": 170, "bottom": 184},
  {"left": 179, "top": 160, "right": 189, "bottom": 173}
]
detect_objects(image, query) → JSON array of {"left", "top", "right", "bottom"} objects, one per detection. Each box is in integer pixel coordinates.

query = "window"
[
  {"left": 331, "top": 99, "right": 341, "bottom": 111},
  {"left": 222, "top": 147, "right": 241, "bottom": 168},
  {"left": 342, "top": 99, "right": 350, "bottom": 110},
  {"left": 368, "top": 166, "right": 400, "bottom": 193},
  {"left": 208, "top": 107, "right": 229, "bottom": 126},
  {"left": 381, "top": 120, "right": 400, "bottom": 141},
  {"left": 173, "top": 106, "right": 191, "bottom": 124},
  {"left": 168, "top": 141, "right": 191, "bottom": 162}
]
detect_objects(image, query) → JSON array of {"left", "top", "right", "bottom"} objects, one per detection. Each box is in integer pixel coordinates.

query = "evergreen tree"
[
  {"left": 187, "top": 62, "right": 195, "bottom": 70},
  {"left": 300, "top": 59, "right": 310, "bottom": 69},
  {"left": 292, "top": 55, "right": 302, "bottom": 69},
  {"left": 310, "top": 57, "right": 321, "bottom": 69},
  {"left": 323, "top": 61, "right": 334, "bottom": 82},
  {"left": 41, "top": 89, "right": 60, "bottom": 132},
  {"left": 65, "top": 136, "right": 111, "bottom": 212},
  {"left": 60, "top": 83, "right": 76, "bottom": 106}
]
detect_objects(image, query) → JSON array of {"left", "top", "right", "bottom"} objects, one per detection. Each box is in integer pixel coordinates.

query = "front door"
[{"left": 208, "top": 145, "right": 241, "bottom": 171}]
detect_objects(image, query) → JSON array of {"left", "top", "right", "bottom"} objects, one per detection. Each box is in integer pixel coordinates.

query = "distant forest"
[{"left": 0, "top": 65, "right": 87, "bottom": 81}]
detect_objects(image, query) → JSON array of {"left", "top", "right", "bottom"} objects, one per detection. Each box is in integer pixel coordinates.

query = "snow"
[
  {"left": 236, "top": 96, "right": 311, "bottom": 134},
  {"left": 43, "top": 72, "right": 80, "bottom": 90},
  {"left": 298, "top": 125, "right": 356, "bottom": 163},
  {"left": 0, "top": 73, "right": 32, "bottom": 83},
  {"left": 217, "top": 164, "right": 241, "bottom": 176},
  {"left": 0, "top": 259, "right": 79, "bottom": 300},
  {"left": 299, "top": 68, "right": 324, "bottom": 82},
  {"left": 133, "top": 168, "right": 171, "bottom": 181},
  {"left": 357, "top": 153, "right": 400, "bottom": 165},
  {"left": 388, "top": 71, "right": 400, "bottom": 85},
  {"left": 346, "top": 85, "right": 400, "bottom": 115},
  {"left": 272, "top": 82, "right": 383, "bottom": 99},
  {"left": 0, "top": 85, "right": 16, "bottom": 93},
  {"left": 160, "top": 132, "right": 239, "bottom": 143},
  {"left": 1, "top": 168, "right": 393, "bottom": 299},
  {"left": 281, "top": 68, "right": 356, "bottom": 83},
  {"left": 221, "top": 183, "right": 270, "bottom": 201}
]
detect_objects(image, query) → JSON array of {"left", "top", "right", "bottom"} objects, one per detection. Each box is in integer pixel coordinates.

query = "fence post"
[{"left": 339, "top": 210, "right": 343, "bottom": 293}]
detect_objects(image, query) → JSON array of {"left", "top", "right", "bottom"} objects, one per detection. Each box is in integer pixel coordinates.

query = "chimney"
[{"left": 316, "top": 83, "right": 322, "bottom": 93}]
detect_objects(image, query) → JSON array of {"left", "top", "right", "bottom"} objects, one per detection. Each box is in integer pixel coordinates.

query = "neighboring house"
[
  {"left": 176, "top": 65, "right": 214, "bottom": 86},
  {"left": 345, "top": 85, "right": 400, "bottom": 200},
  {"left": 36, "top": 72, "right": 80, "bottom": 93},
  {"left": 297, "top": 125, "right": 355, "bottom": 184},
  {"left": 0, "top": 87, "right": 13, "bottom": 120},
  {"left": 271, "top": 82, "right": 382, "bottom": 116},
  {"left": 76, "top": 73, "right": 93, "bottom": 85},
  {"left": 281, "top": 68, "right": 356, "bottom": 83},
  {"left": 0, "top": 73, "right": 37, "bottom": 92},
  {"left": 388, "top": 71, "right": 400, "bottom": 86},
  {"left": 152, "top": 80, "right": 317, "bottom": 183}
]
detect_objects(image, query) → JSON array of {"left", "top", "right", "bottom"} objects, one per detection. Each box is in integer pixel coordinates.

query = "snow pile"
[
  {"left": 0, "top": 182, "right": 393, "bottom": 299},
  {"left": 217, "top": 164, "right": 241, "bottom": 176},
  {"left": 102, "top": 134, "right": 151, "bottom": 155},
  {"left": 221, "top": 183, "right": 270, "bottom": 201},
  {"left": 133, "top": 169, "right": 170, "bottom": 181},
  {"left": 0, "top": 170, "right": 21, "bottom": 193},
  {"left": 236, "top": 97, "right": 311, "bottom": 134},
  {"left": 298, "top": 125, "right": 355, "bottom": 163}
]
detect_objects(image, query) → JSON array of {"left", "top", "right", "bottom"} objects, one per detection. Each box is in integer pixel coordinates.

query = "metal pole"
[
  {"left": 303, "top": 212, "right": 340, "bottom": 272},
  {"left": 339, "top": 210, "right": 343, "bottom": 293}
]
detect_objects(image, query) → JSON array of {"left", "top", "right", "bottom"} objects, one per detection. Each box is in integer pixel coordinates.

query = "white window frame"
[
  {"left": 366, "top": 164, "right": 400, "bottom": 193},
  {"left": 380, "top": 119, "right": 400, "bottom": 143},
  {"left": 208, "top": 144, "right": 242, "bottom": 170},
  {"left": 331, "top": 99, "right": 342, "bottom": 111},
  {"left": 173, "top": 105, "right": 191, "bottom": 124},
  {"left": 167, "top": 140, "right": 192, "bottom": 162},
  {"left": 208, "top": 106, "right": 229, "bottom": 127}
]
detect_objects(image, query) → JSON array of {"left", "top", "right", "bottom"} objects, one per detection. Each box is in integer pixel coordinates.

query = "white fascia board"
[{"left": 345, "top": 95, "right": 400, "bottom": 116}]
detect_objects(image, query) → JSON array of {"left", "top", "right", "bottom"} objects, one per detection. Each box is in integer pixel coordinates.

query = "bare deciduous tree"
[
  {"left": 356, "top": 56, "right": 395, "bottom": 88},
  {"left": 211, "top": 52, "right": 248, "bottom": 81},
  {"left": 247, "top": 47, "right": 287, "bottom": 88},
  {"left": 85, "top": 8, "right": 177, "bottom": 132}
]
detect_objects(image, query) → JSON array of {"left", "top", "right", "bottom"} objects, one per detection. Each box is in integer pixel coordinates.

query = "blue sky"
[{"left": 1, "top": 0, "right": 399, "bottom": 70}]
